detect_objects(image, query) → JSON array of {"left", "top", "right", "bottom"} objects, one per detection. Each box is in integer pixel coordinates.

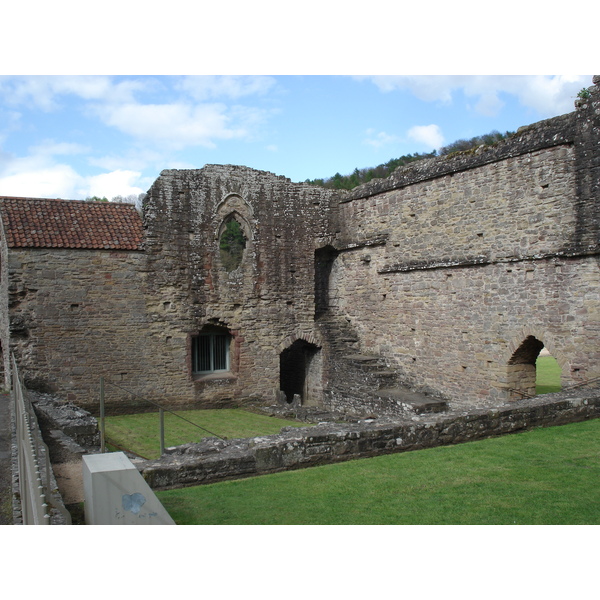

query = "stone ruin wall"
[
  {"left": 2, "top": 167, "right": 338, "bottom": 412},
  {"left": 3, "top": 247, "right": 157, "bottom": 408},
  {"left": 134, "top": 165, "right": 338, "bottom": 412},
  {"left": 326, "top": 81, "right": 600, "bottom": 405},
  {"left": 3, "top": 77, "right": 599, "bottom": 415}
]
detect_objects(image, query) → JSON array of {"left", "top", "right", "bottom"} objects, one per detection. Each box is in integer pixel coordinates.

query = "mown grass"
[
  {"left": 157, "top": 418, "right": 600, "bottom": 525},
  {"left": 106, "top": 355, "right": 562, "bottom": 459},
  {"left": 107, "top": 355, "right": 579, "bottom": 524},
  {"left": 536, "top": 354, "right": 562, "bottom": 394},
  {"left": 104, "top": 408, "right": 311, "bottom": 459}
]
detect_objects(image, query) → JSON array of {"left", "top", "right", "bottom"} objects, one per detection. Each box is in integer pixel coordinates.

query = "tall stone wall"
[
  {"left": 137, "top": 165, "right": 337, "bottom": 411},
  {"left": 1, "top": 167, "right": 338, "bottom": 413},
  {"left": 329, "top": 249, "right": 599, "bottom": 402},
  {"left": 324, "top": 77, "right": 600, "bottom": 404},
  {"left": 337, "top": 143, "right": 576, "bottom": 266},
  {"left": 3, "top": 248, "right": 154, "bottom": 408}
]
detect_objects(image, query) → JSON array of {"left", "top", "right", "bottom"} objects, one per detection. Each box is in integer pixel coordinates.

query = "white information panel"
[{"left": 83, "top": 452, "right": 175, "bottom": 525}]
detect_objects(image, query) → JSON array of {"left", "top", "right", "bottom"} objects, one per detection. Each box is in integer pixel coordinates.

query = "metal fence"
[{"left": 12, "top": 355, "right": 70, "bottom": 525}]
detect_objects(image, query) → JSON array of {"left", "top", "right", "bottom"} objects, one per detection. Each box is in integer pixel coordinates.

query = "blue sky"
[
  {"left": 1, "top": 2, "right": 595, "bottom": 202},
  {"left": 0, "top": 74, "right": 593, "bottom": 201}
]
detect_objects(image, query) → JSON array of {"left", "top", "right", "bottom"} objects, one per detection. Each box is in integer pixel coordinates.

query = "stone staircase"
[{"left": 316, "top": 314, "right": 448, "bottom": 417}]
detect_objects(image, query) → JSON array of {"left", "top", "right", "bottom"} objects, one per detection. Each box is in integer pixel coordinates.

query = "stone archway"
[
  {"left": 279, "top": 339, "right": 321, "bottom": 406},
  {"left": 507, "top": 335, "right": 546, "bottom": 399}
]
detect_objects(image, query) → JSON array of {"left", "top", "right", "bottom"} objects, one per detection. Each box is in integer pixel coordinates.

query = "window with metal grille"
[{"left": 192, "top": 332, "right": 230, "bottom": 374}]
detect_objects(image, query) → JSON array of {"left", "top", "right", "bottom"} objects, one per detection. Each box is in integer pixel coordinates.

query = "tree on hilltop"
[{"left": 306, "top": 129, "right": 514, "bottom": 191}]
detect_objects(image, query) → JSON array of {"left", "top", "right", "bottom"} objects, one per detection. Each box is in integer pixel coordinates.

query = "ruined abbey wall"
[
  {"left": 1, "top": 168, "right": 337, "bottom": 412},
  {"left": 2, "top": 248, "right": 154, "bottom": 406},
  {"left": 133, "top": 165, "right": 337, "bottom": 412},
  {"left": 2, "top": 77, "right": 599, "bottom": 415},
  {"left": 324, "top": 82, "right": 600, "bottom": 405}
]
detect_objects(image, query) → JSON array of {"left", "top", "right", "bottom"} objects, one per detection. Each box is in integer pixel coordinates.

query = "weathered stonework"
[
  {"left": 137, "top": 388, "right": 600, "bottom": 489},
  {"left": 1, "top": 77, "right": 599, "bottom": 419}
]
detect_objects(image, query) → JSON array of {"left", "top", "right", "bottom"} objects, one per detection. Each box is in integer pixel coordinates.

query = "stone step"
[
  {"left": 343, "top": 354, "right": 382, "bottom": 363},
  {"left": 375, "top": 387, "right": 448, "bottom": 414},
  {"left": 375, "top": 370, "right": 397, "bottom": 378}
]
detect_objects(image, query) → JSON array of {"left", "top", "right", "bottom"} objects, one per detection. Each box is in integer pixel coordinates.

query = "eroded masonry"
[{"left": 1, "top": 77, "right": 599, "bottom": 416}]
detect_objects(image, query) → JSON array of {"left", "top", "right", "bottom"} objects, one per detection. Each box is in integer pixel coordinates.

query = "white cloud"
[
  {"left": 0, "top": 109, "right": 22, "bottom": 142},
  {"left": 86, "top": 169, "right": 144, "bottom": 199},
  {"left": 29, "top": 140, "right": 90, "bottom": 157},
  {"left": 0, "top": 75, "right": 276, "bottom": 158},
  {"left": 0, "top": 139, "right": 93, "bottom": 198},
  {"left": 0, "top": 164, "right": 82, "bottom": 198},
  {"left": 0, "top": 144, "right": 146, "bottom": 200},
  {"left": 510, "top": 74, "right": 586, "bottom": 116},
  {"left": 363, "top": 128, "right": 399, "bottom": 148},
  {"left": 363, "top": 75, "right": 591, "bottom": 117},
  {"left": 0, "top": 75, "right": 145, "bottom": 111},
  {"left": 94, "top": 101, "right": 258, "bottom": 149},
  {"left": 89, "top": 148, "right": 165, "bottom": 172},
  {"left": 0, "top": 163, "right": 146, "bottom": 200},
  {"left": 365, "top": 75, "right": 459, "bottom": 103},
  {"left": 407, "top": 124, "right": 444, "bottom": 149},
  {"left": 176, "top": 75, "right": 277, "bottom": 101}
]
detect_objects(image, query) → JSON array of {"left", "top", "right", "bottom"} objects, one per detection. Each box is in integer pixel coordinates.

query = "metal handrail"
[
  {"left": 12, "top": 355, "right": 50, "bottom": 524},
  {"left": 12, "top": 355, "right": 72, "bottom": 525},
  {"left": 508, "top": 374, "right": 600, "bottom": 401}
]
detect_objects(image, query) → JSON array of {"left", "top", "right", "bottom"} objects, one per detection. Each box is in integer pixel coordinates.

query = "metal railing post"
[
  {"left": 100, "top": 377, "right": 105, "bottom": 453},
  {"left": 159, "top": 408, "right": 165, "bottom": 456}
]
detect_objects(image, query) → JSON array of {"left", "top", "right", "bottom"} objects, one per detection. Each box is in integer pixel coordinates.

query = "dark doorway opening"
[
  {"left": 280, "top": 340, "right": 320, "bottom": 404},
  {"left": 314, "top": 245, "right": 338, "bottom": 319}
]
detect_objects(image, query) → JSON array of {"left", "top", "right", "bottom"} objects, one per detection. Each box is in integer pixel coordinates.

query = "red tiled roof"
[{"left": 0, "top": 196, "right": 144, "bottom": 250}]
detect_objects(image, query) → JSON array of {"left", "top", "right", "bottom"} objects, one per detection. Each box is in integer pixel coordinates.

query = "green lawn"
[
  {"left": 106, "top": 355, "right": 561, "bottom": 459},
  {"left": 106, "top": 355, "right": 580, "bottom": 524},
  {"left": 104, "top": 409, "right": 311, "bottom": 459},
  {"left": 536, "top": 354, "right": 562, "bottom": 394},
  {"left": 157, "top": 418, "right": 600, "bottom": 525}
]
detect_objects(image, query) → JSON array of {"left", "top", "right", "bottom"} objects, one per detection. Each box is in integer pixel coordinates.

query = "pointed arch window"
[{"left": 219, "top": 216, "right": 247, "bottom": 272}]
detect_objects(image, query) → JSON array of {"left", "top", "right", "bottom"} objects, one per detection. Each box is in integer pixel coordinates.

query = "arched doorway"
[
  {"left": 536, "top": 348, "right": 562, "bottom": 394},
  {"left": 507, "top": 335, "right": 561, "bottom": 399},
  {"left": 279, "top": 340, "right": 321, "bottom": 406}
]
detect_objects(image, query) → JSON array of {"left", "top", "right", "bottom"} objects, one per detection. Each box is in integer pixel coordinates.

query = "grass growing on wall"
[
  {"left": 156, "top": 417, "right": 600, "bottom": 525},
  {"left": 104, "top": 409, "right": 311, "bottom": 459}
]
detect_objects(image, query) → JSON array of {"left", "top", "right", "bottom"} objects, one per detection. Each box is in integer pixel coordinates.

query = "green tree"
[
  {"left": 305, "top": 128, "right": 514, "bottom": 192},
  {"left": 219, "top": 218, "right": 246, "bottom": 272}
]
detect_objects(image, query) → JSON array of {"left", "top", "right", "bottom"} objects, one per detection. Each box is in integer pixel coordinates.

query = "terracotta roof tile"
[{"left": 0, "top": 196, "right": 144, "bottom": 250}]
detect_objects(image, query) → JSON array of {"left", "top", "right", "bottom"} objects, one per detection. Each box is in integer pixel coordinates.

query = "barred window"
[{"left": 192, "top": 331, "right": 230, "bottom": 374}]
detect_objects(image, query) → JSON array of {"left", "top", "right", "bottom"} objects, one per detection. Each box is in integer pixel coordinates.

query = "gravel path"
[{"left": 52, "top": 461, "right": 84, "bottom": 504}]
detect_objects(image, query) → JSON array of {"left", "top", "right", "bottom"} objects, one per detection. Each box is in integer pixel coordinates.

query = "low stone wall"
[
  {"left": 137, "top": 387, "right": 600, "bottom": 490},
  {"left": 31, "top": 392, "right": 100, "bottom": 456}
]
